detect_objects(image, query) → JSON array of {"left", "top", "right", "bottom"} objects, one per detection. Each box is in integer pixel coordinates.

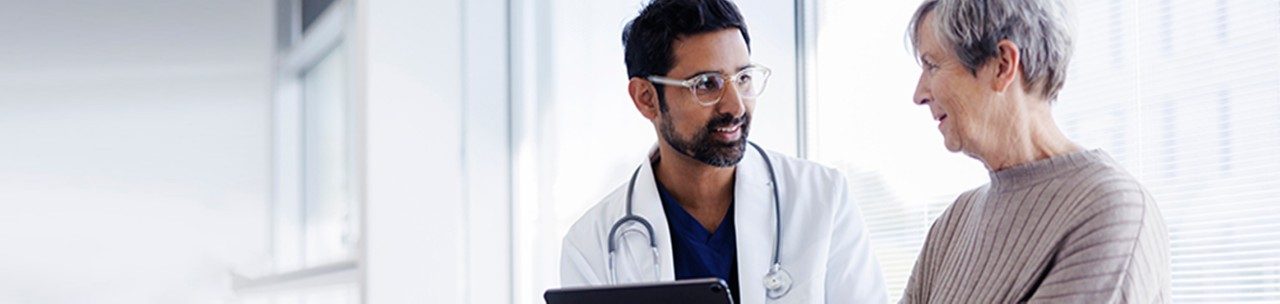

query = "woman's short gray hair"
[{"left": 908, "top": 0, "right": 1075, "bottom": 100}]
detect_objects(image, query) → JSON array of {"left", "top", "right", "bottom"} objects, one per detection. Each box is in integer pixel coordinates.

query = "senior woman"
[{"left": 900, "top": 0, "right": 1170, "bottom": 303}]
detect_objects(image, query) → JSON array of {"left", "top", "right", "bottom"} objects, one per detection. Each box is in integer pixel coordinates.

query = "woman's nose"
[{"left": 913, "top": 74, "right": 931, "bottom": 105}]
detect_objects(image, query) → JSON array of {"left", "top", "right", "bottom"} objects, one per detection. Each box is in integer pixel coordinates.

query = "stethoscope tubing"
[{"left": 607, "top": 142, "right": 787, "bottom": 294}]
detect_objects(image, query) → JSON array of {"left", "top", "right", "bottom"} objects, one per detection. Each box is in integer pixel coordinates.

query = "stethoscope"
[{"left": 607, "top": 141, "right": 793, "bottom": 299}]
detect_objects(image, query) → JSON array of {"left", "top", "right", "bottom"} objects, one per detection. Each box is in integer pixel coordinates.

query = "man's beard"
[{"left": 659, "top": 111, "right": 750, "bottom": 167}]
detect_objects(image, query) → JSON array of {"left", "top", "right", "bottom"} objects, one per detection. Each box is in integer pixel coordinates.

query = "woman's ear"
[
  {"left": 991, "top": 39, "right": 1021, "bottom": 93},
  {"left": 629, "top": 78, "right": 661, "bottom": 121}
]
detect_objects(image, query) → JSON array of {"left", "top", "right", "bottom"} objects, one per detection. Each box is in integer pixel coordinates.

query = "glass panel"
[
  {"left": 301, "top": 45, "right": 355, "bottom": 268},
  {"left": 302, "top": 0, "right": 339, "bottom": 32}
]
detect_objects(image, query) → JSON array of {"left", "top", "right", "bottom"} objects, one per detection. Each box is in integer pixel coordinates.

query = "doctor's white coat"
[{"left": 560, "top": 146, "right": 888, "bottom": 304}]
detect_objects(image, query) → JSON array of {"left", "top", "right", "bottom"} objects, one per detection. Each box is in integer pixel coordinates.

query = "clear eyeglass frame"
[{"left": 647, "top": 65, "right": 772, "bottom": 106}]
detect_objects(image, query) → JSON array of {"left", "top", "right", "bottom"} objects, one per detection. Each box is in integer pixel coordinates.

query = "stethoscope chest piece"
[{"left": 763, "top": 263, "right": 793, "bottom": 299}]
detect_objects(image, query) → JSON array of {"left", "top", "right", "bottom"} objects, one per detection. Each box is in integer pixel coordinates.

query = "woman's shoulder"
[{"left": 1058, "top": 154, "right": 1154, "bottom": 214}]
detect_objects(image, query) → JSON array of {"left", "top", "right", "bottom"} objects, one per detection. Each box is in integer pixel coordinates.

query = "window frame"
[{"left": 235, "top": 0, "right": 362, "bottom": 297}]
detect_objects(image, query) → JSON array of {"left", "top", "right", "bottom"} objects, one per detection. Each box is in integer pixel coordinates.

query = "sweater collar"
[{"left": 989, "top": 149, "right": 1111, "bottom": 192}]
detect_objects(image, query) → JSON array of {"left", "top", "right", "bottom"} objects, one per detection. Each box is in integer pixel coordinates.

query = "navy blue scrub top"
[{"left": 655, "top": 179, "right": 741, "bottom": 303}]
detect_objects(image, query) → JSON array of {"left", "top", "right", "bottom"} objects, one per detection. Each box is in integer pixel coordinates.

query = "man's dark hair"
[{"left": 622, "top": 0, "right": 751, "bottom": 110}]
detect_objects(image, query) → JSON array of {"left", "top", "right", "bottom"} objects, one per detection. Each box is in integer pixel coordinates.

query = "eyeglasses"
[{"left": 647, "top": 65, "right": 772, "bottom": 106}]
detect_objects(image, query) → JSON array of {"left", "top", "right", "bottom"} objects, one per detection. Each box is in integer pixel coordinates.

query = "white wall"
[
  {"left": 357, "top": 0, "right": 514, "bottom": 301},
  {"left": 358, "top": 0, "right": 466, "bottom": 301},
  {"left": 0, "top": 1, "right": 273, "bottom": 303}
]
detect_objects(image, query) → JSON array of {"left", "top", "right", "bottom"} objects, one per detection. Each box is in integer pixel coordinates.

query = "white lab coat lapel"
[
  {"left": 627, "top": 149, "right": 677, "bottom": 281},
  {"left": 626, "top": 146, "right": 775, "bottom": 301},
  {"left": 734, "top": 147, "right": 774, "bottom": 304}
]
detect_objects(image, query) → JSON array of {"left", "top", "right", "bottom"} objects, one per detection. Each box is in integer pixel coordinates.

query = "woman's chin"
[{"left": 942, "top": 137, "right": 962, "bottom": 152}]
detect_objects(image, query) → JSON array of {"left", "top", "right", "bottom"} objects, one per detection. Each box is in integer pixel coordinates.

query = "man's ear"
[
  {"left": 991, "top": 39, "right": 1021, "bottom": 93},
  {"left": 629, "top": 78, "right": 661, "bottom": 121}
]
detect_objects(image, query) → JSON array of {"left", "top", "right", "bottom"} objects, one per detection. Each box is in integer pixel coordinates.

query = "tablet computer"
[{"left": 544, "top": 278, "right": 734, "bottom": 304}]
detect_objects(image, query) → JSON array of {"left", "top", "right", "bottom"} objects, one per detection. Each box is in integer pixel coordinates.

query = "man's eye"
[{"left": 695, "top": 77, "right": 723, "bottom": 91}]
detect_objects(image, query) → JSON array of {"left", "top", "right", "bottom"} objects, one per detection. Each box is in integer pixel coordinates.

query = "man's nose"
[{"left": 717, "top": 84, "right": 747, "bottom": 117}]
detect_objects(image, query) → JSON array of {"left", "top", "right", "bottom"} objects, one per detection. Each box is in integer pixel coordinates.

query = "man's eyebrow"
[
  {"left": 686, "top": 70, "right": 722, "bottom": 78},
  {"left": 684, "top": 65, "right": 755, "bottom": 78}
]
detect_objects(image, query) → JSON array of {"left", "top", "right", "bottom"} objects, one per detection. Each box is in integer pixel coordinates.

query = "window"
[
  {"left": 510, "top": 2, "right": 663, "bottom": 301},
  {"left": 806, "top": 2, "right": 987, "bottom": 300},
  {"left": 301, "top": 0, "right": 339, "bottom": 32},
  {"left": 509, "top": 0, "right": 801, "bottom": 302},
  {"left": 808, "top": 0, "right": 1280, "bottom": 302},
  {"left": 272, "top": 0, "right": 357, "bottom": 275},
  {"left": 236, "top": 0, "right": 359, "bottom": 302},
  {"left": 294, "top": 42, "right": 356, "bottom": 271}
]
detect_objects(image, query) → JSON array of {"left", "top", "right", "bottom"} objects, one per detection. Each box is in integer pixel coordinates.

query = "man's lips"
[{"left": 712, "top": 123, "right": 742, "bottom": 141}]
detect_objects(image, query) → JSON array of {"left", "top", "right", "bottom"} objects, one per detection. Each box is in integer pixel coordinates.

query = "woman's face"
[{"left": 911, "top": 13, "right": 1011, "bottom": 156}]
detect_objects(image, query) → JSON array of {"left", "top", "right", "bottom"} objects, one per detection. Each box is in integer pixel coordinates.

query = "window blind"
[
  {"left": 811, "top": 0, "right": 1280, "bottom": 302},
  {"left": 1057, "top": 0, "right": 1280, "bottom": 302}
]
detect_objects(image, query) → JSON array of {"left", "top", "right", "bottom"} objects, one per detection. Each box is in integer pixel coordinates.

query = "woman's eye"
[{"left": 924, "top": 62, "right": 938, "bottom": 72}]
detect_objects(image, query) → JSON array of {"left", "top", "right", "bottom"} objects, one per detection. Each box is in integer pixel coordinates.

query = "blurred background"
[{"left": 0, "top": 0, "right": 1276, "bottom": 303}]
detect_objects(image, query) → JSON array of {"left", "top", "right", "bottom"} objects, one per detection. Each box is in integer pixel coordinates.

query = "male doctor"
[{"left": 559, "top": 0, "right": 886, "bottom": 303}]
